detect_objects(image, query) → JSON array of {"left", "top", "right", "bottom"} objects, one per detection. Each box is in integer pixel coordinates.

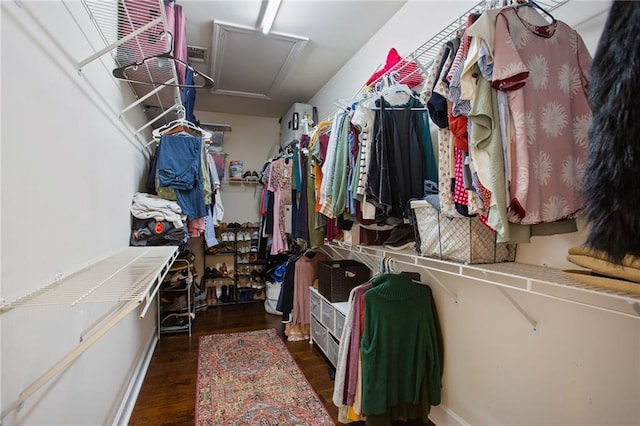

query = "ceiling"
[{"left": 178, "top": 0, "right": 407, "bottom": 119}]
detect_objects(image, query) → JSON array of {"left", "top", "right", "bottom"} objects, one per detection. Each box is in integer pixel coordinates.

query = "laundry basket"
[{"left": 410, "top": 200, "right": 516, "bottom": 264}]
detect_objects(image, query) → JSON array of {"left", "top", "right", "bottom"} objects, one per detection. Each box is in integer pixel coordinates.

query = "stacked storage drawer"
[{"left": 309, "top": 287, "right": 348, "bottom": 367}]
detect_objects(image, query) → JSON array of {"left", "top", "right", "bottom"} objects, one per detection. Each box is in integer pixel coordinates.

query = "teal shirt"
[{"left": 361, "top": 273, "right": 443, "bottom": 415}]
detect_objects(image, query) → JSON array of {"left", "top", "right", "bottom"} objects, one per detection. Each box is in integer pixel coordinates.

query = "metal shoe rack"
[
  {"left": 203, "top": 225, "right": 266, "bottom": 306},
  {"left": 158, "top": 256, "right": 196, "bottom": 336}
]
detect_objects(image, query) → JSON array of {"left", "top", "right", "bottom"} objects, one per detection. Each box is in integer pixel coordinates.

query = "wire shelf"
[
  {"left": 1, "top": 246, "right": 178, "bottom": 311},
  {"left": 368, "top": 0, "right": 570, "bottom": 90},
  {"left": 81, "top": 0, "right": 181, "bottom": 123},
  {"left": 324, "top": 241, "right": 640, "bottom": 319}
]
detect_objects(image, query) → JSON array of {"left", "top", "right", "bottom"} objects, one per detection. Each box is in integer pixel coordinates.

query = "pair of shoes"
[
  {"left": 383, "top": 224, "right": 416, "bottom": 250},
  {"left": 220, "top": 231, "right": 236, "bottom": 242},
  {"left": 164, "top": 295, "right": 188, "bottom": 311},
  {"left": 177, "top": 249, "right": 195, "bottom": 264},
  {"left": 205, "top": 267, "right": 219, "bottom": 279},
  {"left": 194, "top": 291, "right": 208, "bottom": 311},
  {"left": 241, "top": 171, "right": 260, "bottom": 180},
  {"left": 238, "top": 288, "right": 255, "bottom": 302},
  {"left": 160, "top": 313, "right": 192, "bottom": 332},
  {"left": 236, "top": 232, "right": 252, "bottom": 241},
  {"left": 220, "top": 285, "right": 234, "bottom": 303},
  {"left": 206, "top": 286, "right": 219, "bottom": 305}
]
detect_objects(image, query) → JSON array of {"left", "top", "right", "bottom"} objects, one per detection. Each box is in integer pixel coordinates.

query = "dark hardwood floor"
[{"left": 129, "top": 302, "right": 340, "bottom": 425}]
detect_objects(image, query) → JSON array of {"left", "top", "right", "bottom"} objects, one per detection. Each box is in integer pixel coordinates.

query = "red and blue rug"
[{"left": 196, "top": 328, "right": 333, "bottom": 425}]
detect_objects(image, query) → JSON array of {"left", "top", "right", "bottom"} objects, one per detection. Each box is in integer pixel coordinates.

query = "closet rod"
[{"left": 0, "top": 298, "right": 143, "bottom": 420}]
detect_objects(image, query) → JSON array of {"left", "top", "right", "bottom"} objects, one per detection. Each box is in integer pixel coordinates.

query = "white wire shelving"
[
  {"left": 79, "top": 0, "right": 183, "bottom": 131},
  {"left": 367, "top": 0, "right": 570, "bottom": 90},
  {"left": 322, "top": 241, "right": 640, "bottom": 322},
  {"left": 0, "top": 246, "right": 178, "bottom": 420}
]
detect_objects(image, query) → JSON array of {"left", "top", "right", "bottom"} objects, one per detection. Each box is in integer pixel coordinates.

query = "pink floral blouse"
[{"left": 492, "top": 7, "right": 592, "bottom": 225}]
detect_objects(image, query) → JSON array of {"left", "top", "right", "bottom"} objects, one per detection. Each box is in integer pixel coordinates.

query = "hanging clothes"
[
  {"left": 156, "top": 134, "right": 207, "bottom": 220},
  {"left": 492, "top": 7, "right": 592, "bottom": 225},
  {"left": 367, "top": 96, "right": 429, "bottom": 225},
  {"left": 267, "top": 157, "right": 293, "bottom": 254},
  {"left": 361, "top": 273, "right": 443, "bottom": 417},
  {"left": 288, "top": 250, "right": 329, "bottom": 341}
]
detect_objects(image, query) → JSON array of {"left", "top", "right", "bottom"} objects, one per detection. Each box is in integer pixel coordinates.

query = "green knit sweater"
[{"left": 361, "top": 273, "right": 443, "bottom": 415}]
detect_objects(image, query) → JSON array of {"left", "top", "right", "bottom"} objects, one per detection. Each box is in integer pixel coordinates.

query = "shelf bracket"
[
  {"left": 135, "top": 102, "right": 182, "bottom": 135},
  {"left": 423, "top": 268, "right": 459, "bottom": 304},
  {"left": 496, "top": 286, "right": 538, "bottom": 333},
  {"left": 119, "top": 78, "right": 176, "bottom": 117},
  {"left": 0, "top": 298, "right": 142, "bottom": 420}
]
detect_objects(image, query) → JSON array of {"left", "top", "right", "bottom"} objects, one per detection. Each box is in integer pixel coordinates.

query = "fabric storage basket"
[
  {"left": 318, "top": 260, "right": 370, "bottom": 302},
  {"left": 410, "top": 200, "right": 516, "bottom": 264}
]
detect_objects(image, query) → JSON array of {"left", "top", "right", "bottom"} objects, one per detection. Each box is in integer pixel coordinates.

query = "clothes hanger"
[
  {"left": 152, "top": 107, "right": 212, "bottom": 142},
  {"left": 112, "top": 32, "right": 215, "bottom": 89},
  {"left": 515, "top": 0, "right": 556, "bottom": 25}
]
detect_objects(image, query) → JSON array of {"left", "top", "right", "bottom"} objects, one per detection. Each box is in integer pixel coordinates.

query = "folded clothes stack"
[{"left": 564, "top": 246, "right": 640, "bottom": 295}]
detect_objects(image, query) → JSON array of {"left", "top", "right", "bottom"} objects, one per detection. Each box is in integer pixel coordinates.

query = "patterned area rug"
[{"left": 196, "top": 328, "right": 333, "bottom": 425}]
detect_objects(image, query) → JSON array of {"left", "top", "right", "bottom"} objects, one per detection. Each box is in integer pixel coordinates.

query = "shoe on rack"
[
  {"left": 383, "top": 224, "right": 416, "bottom": 250},
  {"left": 195, "top": 290, "right": 208, "bottom": 312},
  {"left": 160, "top": 313, "right": 190, "bottom": 332},
  {"left": 251, "top": 171, "right": 260, "bottom": 180},
  {"left": 165, "top": 295, "right": 188, "bottom": 311},
  {"left": 221, "top": 285, "right": 228, "bottom": 303},
  {"left": 220, "top": 262, "right": 228, "bottom": 277},
  {"left": 177, "top": 249, "right": 195, "bottom": 264},
  {"left": 167, "top": 270, "right": 189, "bottom": 283},
  {"left": 169, "top": 261, "right": 189, "bottom": 273}
]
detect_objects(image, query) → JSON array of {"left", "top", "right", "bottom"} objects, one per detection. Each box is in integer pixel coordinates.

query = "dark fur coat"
[{"left": 583, "top": 1, "right": 640, "bottom": 262}]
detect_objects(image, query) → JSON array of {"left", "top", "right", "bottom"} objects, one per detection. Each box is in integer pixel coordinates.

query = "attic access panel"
[{"left": 211, "top": 21, "right": 308, "bottom": 100}]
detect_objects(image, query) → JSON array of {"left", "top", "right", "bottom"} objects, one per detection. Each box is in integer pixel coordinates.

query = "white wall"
[
  {"left": 1, "top": 2, "right": 159, "bottom": 424},
  {"left": 194, "top": 110, "right": 280, "bottom": 224},
  {"left": 311, "top": 1, "right": 640, "bottom": 424}
]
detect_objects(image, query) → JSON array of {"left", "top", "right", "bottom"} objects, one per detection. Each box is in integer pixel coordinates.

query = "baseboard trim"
[
  {"left": 429, "top": 404, "right": 470, "bottom": 426},
  {"left": 112, "top": 333, "right": 158, "bottom": 426}
]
